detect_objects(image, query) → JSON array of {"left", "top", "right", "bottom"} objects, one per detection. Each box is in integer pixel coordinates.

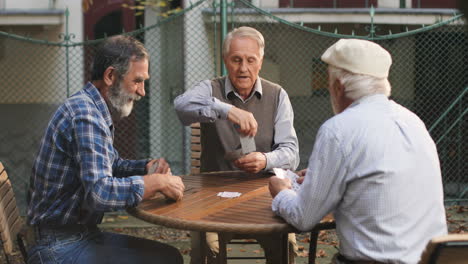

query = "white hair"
[
  {"left": 222, "top": 26, "right": 265, "bottom": 58},
  {"left": 328, "top": 65, "right": 391, "bottom": 100}
]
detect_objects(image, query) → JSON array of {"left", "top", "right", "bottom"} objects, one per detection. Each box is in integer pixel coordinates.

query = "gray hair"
[
  {"left": 91, "top": 35, "right": 148, "bottom": 81},
  {"left": 328, "top": 65, "right": 391, "bottom": 100},
  {"left": 222, "top": 27, "right": 265, "bottom": 58}
]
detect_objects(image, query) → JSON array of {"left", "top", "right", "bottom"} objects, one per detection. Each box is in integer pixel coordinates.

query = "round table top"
[
  {"left": 128, "top": 171, "right": 334, "bottom": 234},
  {"left": 127, "top": 171, "right": 292, "bottom": 234}
]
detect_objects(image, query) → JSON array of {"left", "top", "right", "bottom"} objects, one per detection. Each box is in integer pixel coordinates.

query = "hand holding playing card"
[{"left": 233, "top": 152, "right": 267, "bottom": 173}]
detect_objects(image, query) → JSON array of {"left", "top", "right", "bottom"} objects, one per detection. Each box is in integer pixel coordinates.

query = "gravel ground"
[{"left": 2, "top": 205, "right": 466, "bottom": 264}]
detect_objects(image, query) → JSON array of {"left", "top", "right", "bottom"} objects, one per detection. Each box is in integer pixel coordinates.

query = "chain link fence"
[{"left": 0, "top": 0, "right": 466, "bottom": 214}]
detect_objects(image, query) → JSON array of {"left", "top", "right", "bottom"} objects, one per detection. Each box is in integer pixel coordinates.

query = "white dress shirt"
[
  {"left": 272, "top": 94, "right": 447, "bottom": 263},
  {"left": 174, "top": 77, "right": 299, "bottom": 170}
]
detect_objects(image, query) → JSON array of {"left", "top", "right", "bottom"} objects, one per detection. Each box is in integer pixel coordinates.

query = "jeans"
[{"left": 27, "top": 225, "right": 183, "bottom": 264}]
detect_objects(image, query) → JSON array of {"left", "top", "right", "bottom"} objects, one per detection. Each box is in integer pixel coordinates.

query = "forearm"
[
  {"left": 272, "top": 189, "right": 322, "bottom": 231},
  {"left": 113, "top": 157, "right": 149, "bottom": 177},
  {"left": 272, "top": 126, "right": 347, "bottom": 231},
  {"left": 264, "top": 145, "right": 299, "bottom": 170},
  {"left": 174, "top": 80, "right": 232, "bottom": 125},
  {"left": 86, "top": 175, "right": 145, "bottom": 211}
]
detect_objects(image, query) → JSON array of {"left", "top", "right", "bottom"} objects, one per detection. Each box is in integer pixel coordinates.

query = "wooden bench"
[{"left": 0, "top": 162, "right": 28, "bottom": 263}]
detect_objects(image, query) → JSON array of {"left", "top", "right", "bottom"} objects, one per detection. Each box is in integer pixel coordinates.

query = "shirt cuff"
[
  {"left": 271, "top": 189, "right": 296, "bottom": 214},
  {"left": 135, "top": 159, "right": 151, "bottom": 174},
  {"left": 129, "top": 175, "right": 145, "bottom": 206},
  {"left": 211, "top": 98, "right": 233, "bottom": 120},
  {"left": 263, "top": 152, "right": 274, "bottom": 170}
]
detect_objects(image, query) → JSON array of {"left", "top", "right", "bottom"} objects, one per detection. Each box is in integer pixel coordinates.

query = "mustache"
[{"left": 128, "top": 93, "right": 142, "bottom": 101}]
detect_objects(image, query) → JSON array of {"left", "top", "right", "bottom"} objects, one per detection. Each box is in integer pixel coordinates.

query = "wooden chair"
[
  {"left": 191, "top": 124, "right": 336, "bottom": 263},
  {"left": 190, "top": 123, "right": 270, "bottom": 263},
  {"left": 0, "top": 162, "right": 29, "bottom": 264},
  {"left": 418, "top": 234, "right": 468, "bottom": 264},
  {"left": 307, "top": 217, "right": 336, "bottom": 264},
  {"left": 190, "top": 123, "right": 202, "bottom": 174}
]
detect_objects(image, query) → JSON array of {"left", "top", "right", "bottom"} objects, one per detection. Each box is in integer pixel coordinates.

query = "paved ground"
[{"left": 2, "top": 205, "right": 465, "bottom": 264}]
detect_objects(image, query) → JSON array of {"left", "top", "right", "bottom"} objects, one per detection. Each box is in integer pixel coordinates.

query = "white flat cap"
[{"left": 321, "top": 39, "right": 392, "bottom": 78}]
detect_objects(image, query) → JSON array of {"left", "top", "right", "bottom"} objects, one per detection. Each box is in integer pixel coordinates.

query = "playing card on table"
[{"left": 217, "top": 191, "right": 242, "bottom": 198}]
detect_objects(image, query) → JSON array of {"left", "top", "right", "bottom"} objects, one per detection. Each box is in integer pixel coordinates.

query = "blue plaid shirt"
[{"left": 27, "top": 82, "right": 147, "bottom": 226}]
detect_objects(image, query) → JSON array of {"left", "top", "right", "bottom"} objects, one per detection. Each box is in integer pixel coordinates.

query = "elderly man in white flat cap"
[{"left": 269, "top": 39, "right": 448, "bottom": 264}]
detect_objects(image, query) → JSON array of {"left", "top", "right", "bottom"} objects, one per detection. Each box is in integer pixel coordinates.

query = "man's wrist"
[{"left": 261, "top": 152, "right": 267, "bottom": 170}]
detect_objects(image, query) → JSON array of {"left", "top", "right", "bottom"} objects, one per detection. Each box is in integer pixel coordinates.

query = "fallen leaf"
[
  {"left": 457, "top": 206, "right": 467, "bottom": 213},
  {"left": 316, "top": 249, "right": 327, "bottom": 258}
]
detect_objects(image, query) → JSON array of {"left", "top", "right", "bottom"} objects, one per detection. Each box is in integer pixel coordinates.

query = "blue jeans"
[{"left": 27, "top": 225, "right": 183, "bottom": 264}]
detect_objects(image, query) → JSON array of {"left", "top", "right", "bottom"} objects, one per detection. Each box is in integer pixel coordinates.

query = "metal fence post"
[
  {"left": 65, "top": 8, "right": 70, "bottom": 97},
  {"left": 220, "top": 0, "right": 227, "bottom": 76}
]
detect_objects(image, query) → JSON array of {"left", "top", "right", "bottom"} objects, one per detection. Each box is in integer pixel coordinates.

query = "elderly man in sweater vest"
[{"left": 174, "top": 27, "right": 299, "bottom": 264}]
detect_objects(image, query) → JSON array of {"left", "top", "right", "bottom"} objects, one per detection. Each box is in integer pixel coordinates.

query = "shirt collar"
[
  {"left": 349, "top": 93, "right": 389, "bottom": 108},
  {"left": 83, "top": 82, "right": 113, "bottom": 128},
  {"left": 224, "top": 77, "right": 263, "bottom": 102}
]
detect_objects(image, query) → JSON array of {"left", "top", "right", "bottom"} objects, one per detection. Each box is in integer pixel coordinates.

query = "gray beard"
[{"left": 107, "top": 80, "right": 141, "bottom": 121}]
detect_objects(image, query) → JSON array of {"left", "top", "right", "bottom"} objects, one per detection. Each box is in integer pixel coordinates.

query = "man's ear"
[{"left": 103, "top": 66, "right": 116, "bottom": 86}]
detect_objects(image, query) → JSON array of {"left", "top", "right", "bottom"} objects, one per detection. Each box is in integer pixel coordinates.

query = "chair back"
[
  {"left": 0, "top": 161, "right": 25, "bottom": 262},
  {"left": 419, "top": 234, "right": 468, "bottom": 264},
  {"left": 190, "top": 123, "right": 202, "bottom": 174}
]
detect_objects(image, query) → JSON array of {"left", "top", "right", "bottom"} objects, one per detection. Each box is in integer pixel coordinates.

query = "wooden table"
[{"left": 127, "top": 171, "right": 334, "bottom": 264}]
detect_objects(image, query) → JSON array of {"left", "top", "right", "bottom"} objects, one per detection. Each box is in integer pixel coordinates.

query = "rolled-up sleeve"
[
  {"left": 174, "top": 80, "right": 232, "bottom": 125},
  {"left": 113, "top": 156, "right": 149, "bottom": 177}
]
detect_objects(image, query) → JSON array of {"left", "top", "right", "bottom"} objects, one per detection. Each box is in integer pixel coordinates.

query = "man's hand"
[
  {"left": 143, "top": 174, "right": 185, "bottom": 201},
  {"left": 227, "top": 107, "right": 258, "bottom": 137},
  {"left": 269, "top": 176, "right": 291, "bottom": 198},
  {"left": 296, "top": 168, "right": 307, "bottom": 184},
  {"left": 233, "top": 152, "right": 266, "bottom": 173},
  {"left": 146, "top": 158, "right": 171, "bottom": 174}
]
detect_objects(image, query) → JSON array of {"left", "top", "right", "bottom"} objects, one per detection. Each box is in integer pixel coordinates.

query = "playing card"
[
  {"left": 240, "top": 135, "right": 256, "bottom": 155},
  {"left": 273, "top": 168, "right": 301, "bottom": 192}
]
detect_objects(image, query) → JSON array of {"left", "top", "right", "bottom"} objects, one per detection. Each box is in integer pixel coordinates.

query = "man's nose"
[
  {"left": 137, "top": 84, "right": 146, "bottom": 97},
  {"left": 239, "top": 61, "right": 248, "bottom": 72}
]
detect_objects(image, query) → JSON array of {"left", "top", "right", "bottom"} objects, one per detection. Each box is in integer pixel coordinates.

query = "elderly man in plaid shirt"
[{"left": 27, "top": 35, "right": 184, "bottom": 264}]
